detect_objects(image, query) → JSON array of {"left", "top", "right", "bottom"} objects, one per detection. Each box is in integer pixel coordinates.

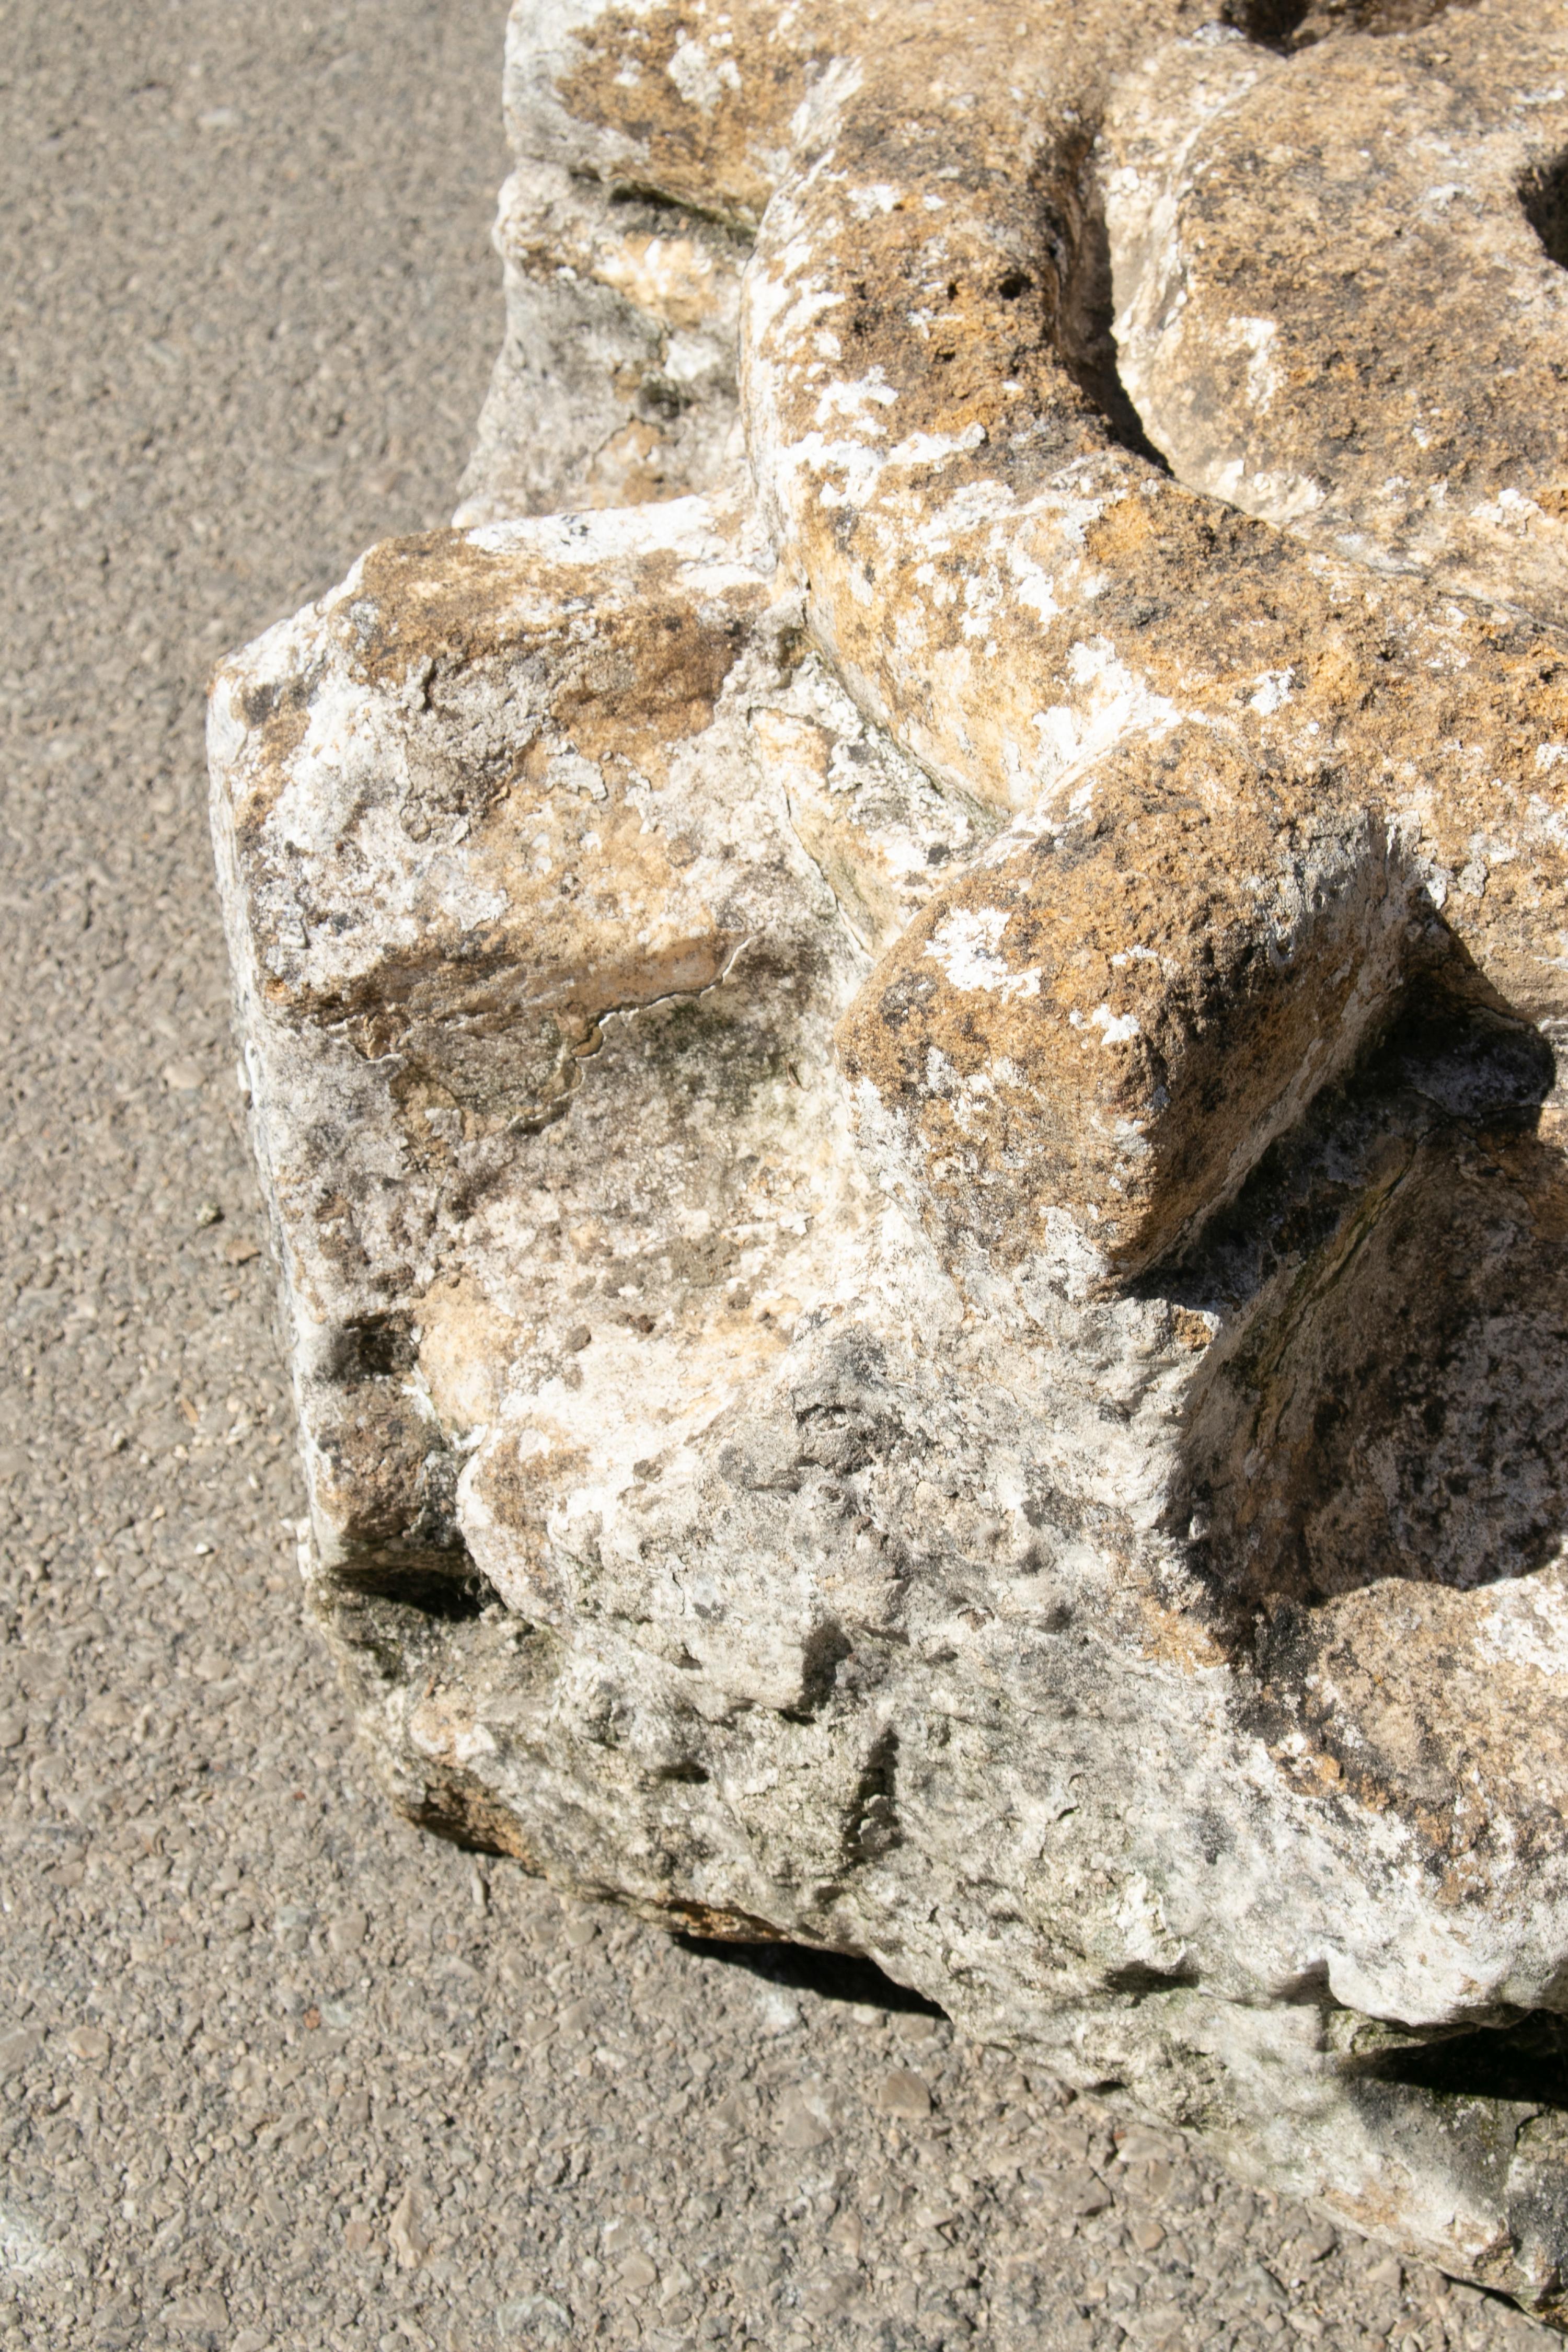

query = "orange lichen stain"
[
  {"left": 1135, "top": 1595, "right": 1226, "bottom": 1675},
  {"left": 400, "top": 1766, "right": 542, "bottom": 1864}
]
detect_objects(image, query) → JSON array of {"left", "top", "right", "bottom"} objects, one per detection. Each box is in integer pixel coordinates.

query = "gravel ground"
[{"left": 0, "top": 4, "right": 1555, "bottom": 2347}]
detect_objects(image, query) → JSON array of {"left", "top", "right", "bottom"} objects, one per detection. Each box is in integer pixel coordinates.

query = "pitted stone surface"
[
  {"left": 213, "top": 0, "right": 1568, "bottom": 2317},
  {"left": 1106, "top": 16, "right": 1568, "bottom": 616}
]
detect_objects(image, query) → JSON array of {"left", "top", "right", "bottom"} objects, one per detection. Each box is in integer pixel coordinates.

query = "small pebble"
[
  {"left": 0, "top": 2030, "right": 41, "bottom": 2082},
  {"left": 327, "top": 1908, "right": 367, "bottom": 1954},
  {"left": 876, "top": 2068, "right": 932, "bottom": 2119},
  {"left": 895, "top": 2010, "right": 939, "bottom": 2042}
]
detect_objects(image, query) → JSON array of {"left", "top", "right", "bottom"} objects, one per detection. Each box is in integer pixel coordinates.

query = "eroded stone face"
[{"left": 211, "top": 0, "right": 1568, "bottom": 2315}]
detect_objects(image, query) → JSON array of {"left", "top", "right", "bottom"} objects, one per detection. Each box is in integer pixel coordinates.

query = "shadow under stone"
[
  {"left": 675, "top": 1936, "right": 949, "bottom": 2017},
  {"left": 1170, "top": 972, "right": 1566, "bottom": 1628},
  {"left": 1347, "top": 2012, "right": 1568, "bottom": 2109}
]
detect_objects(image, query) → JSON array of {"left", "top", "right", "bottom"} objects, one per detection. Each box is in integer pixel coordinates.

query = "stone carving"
[{"left": 211, "top": 0, "right": 1568, "bottom": 2314}]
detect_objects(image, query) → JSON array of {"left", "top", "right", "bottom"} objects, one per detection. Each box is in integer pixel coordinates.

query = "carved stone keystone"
[{"left": 212, "top": 0, "right": 1568, "bottom": 2313}]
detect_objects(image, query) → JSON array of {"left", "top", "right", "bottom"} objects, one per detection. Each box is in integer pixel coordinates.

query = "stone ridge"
[
  {"left": 1108, "top": 18, "right": 1568, "bottom": 619},
  {"left": 211, "top": 0, "right": 1568, "bottom": 2316},
  {"left": 740, "top": 0, "right": 1568, "bottom": 1278}
]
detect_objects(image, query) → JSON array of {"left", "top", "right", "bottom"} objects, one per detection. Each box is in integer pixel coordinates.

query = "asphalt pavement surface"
[{"left": 0, "top": 2, "right": 1554, "bottom": 2346}]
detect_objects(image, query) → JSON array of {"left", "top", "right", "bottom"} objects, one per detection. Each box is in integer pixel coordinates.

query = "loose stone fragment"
[
  {"left": 0, "top": 2030, "right": 43, "bottom": 2086},
  {"left": 212, "top": 0, "right": 1568, "bottom": 2320},
  {"left": 875, "top": 2069, "right": 934, "bottom": 2122},
  {"left": 387, "top": 2183, "right": 429, "bottom": 2270}
]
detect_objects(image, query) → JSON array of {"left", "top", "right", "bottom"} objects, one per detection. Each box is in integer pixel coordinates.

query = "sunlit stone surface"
[{"left": 212, "top": 0, "right": 1568, "bottom": 2311}]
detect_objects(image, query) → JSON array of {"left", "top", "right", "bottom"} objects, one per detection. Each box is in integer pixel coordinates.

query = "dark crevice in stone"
[
  {"left": 783, "top": 1615, "right": 854, "bottom": 1721},
  {"left": 329, "top": 1312, "right": 417, "bottom": 1385},
  {"left": 602, "top": 178, "right": 757, "bottom": 246},
  {"left": 401, "top": 1768, "right": 527, "bottom": 1858},
  {"left": 1104, "top": 1959, "right": 1202, "bottom": 1997},
  {"left": 1036, "top": 136, "right": 1171, "bottom": 469},
  {"left": 1221, "top": 0, "right": 1477, "bottom": 51},
  {"left": 841, "top": 1726, "right": 902, "bottom": 1868},
  {"left": 636, "top": 374, "right": 697, "bottom": 421},
  {"left": 1167, "top": 968, "right": 1564, "bottom": 1631},
  {"left": 1221, "top": 0, "right": 1317, "bottom": 49},
  {"left": 335, "top": 1555, "right": 499, "bottom": 1620},
  {"left": 1273, "top": 1959, "right": 1344, "bottom": 2007},
  {"left": 1522, "top": 155, "right": 1568, "bottom": 274}
]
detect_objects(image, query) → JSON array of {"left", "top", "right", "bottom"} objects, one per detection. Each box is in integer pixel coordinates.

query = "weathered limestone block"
[
  {"left": 212, "top": 0, "right": 1568, "bottom": 2315},
  {"left": 1107, "top": 14, "right": 1568, "bottom": 614}
]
